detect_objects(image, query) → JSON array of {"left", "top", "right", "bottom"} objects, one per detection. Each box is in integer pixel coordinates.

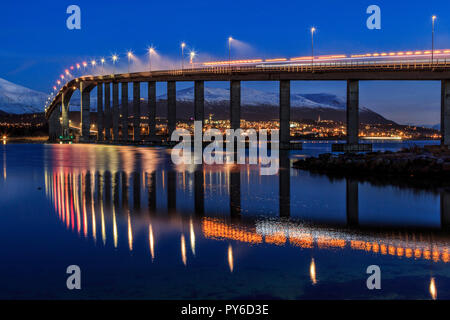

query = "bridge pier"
[
  {"left": 441, "top": 80, "right": 450, "bottom": 146},
  {"left": 167, "top": 81, "right": 177, "bottom": 139},
  {"left": 104, "top": 83, "right": 112, "bottom": 141},
  {"left": 195, "top": 80, "right": 205, "bottom": 128},
  {"left": 121, "top": 82, "right": 129, "bottom": 141},
  {"left": 332, "top": 80, "right": 371, "bottom": 152},
  {"left": 112, "top": 82, "right": 120, "bottom": 141},
  {"left": 280, "top": 80, "right": 290, "bottom": 150},
  {"left": 230, "top": 80, "right": 241, "bottom": 130},
  {"left": 148, "top": 81, "right": 156, "bottom": 141},
  {"left": 97, "top": 84, "right": 104, "bottom": 141},
  {"left": 133, "top": 82, "right": 141, "bottom": 141},
  {"left": 48, "top": 104, "right": 61, "bottom": 142},
  {"left": 80, "top": 82, "right": 91, "bottom": 142},
  {"left": 61, "top": 92, "right": 70, "bottom": 140}
]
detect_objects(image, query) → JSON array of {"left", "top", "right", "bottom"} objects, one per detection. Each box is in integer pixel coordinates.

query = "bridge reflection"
[{"left": 43, "top": 152, "right": 450, "bottom": 266}]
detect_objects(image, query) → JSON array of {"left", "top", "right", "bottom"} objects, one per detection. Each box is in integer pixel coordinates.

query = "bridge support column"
[
  {"left": 230, "top": 80, "right": 241, "bottom": 130},
  {"left": 195, "top": 80, "right": 205, "bottom": 128},
  {"left": 167, "top": 81, "right": 176, "bottom": 139},
  {"left": 133, "top": 82, "right": 141, "bottom": 141},
  {"left": 441, "top": 80, "right": 450, "bottom": 146},
  {"left": 80, "top": 82, "right": 91, "bottom": 142},
  {"left": 97, "top": 83, "right": 104, "bottom": 141},
  {"left": 104, "top": 83, "right": 111, "bottom": 141},
  {"left": 346, "top": 179, "right": 359, "bottom": 226},
  {"left": 61, "top": 92, "right": 70, "bottom": 140},
  {"left": 147, "top": 81, "right": 156, "bottom": 141},
  {"left": 112, "top": 82, "right": 119, "bottom": 141},
  {"left": 280, "top": 80, "right": 291, "bottom": 150},
  {"left": 332, "top": 80, "right": 371, "bottom": 152},
  {"left": 48, "top": 106, "right": 61, "bottom": 142},
  {"left": 121, "top": 82, "right": 129, "bottom": 141}
]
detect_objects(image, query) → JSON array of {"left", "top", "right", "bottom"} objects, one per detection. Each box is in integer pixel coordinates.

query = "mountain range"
[{"left": 0, "top": 77, "right": 394, "bottom": 124}]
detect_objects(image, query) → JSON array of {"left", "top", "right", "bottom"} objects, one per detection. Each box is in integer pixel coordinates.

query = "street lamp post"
[
  {"left": 127, "top": 51, "right": 133, "bottom": 73},
  {"left": 432, "top": 15, "right": 437, "bottom": 67},
  {"left": 148, "top": 47, "right": 155, "bottom": 72},
  {"left": 112, "top": 55, "right": 118, "bottom": 75},
  {"left": 100, "top": 58, "right": 105, "bottom": 75},
  {"left": 311, "top": 27, "right": 316, "bottom": 71},
  {"left": 181, "top": 42, "right": 186, "bottom": 70},
  {"left": 228, "top": 37, "right": 233, "bottom": 69},
  {"left": 190, "top": 51, "right": 196, "bottom": 70}
]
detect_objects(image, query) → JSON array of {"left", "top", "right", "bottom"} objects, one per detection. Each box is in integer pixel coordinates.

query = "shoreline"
[{"left": 293, "top": 145, "right": 450, "bottom": 184}]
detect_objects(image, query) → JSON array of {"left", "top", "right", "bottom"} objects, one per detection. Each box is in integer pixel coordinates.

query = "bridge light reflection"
[
  {"left": 181, "top": 234, "right": 187, "bottom": 266},
  {"left": 310, "top": 258, "right": 317, "bottom": 285},
  {"left": 149, "top": 224, "right": 155, "bottom": 261},
  {"left": 190, "top": 218, "right": 196, "bottom": 256},
  {"left": 430, "top": 277, "right": 437, "bottom": 300},
  {"left": 228, "top": 244, "right": 234, "bottom": 272}
]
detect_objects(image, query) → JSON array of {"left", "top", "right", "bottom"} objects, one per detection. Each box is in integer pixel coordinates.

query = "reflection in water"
[
  {"left": 39, "top": 145, "right": 450, "bottom": 299},
  {"left": 181, "top": 234, "right": 187, "bottom": 266},
  {"left": 149, "top": 224, "right": 155, "bottom": 261},
  {"left": 430, "top": 277, "right": 437, "bottom": 300},
  {"left": 45, "top": 167, "right": 450, "bottom": 264},
  {"left": 127, "top": 212, "right": 133, "bottom": 251},
  {"left": 228, "top": 244, "right": 234, "bottom": 273},
  {"left": 310, "top": 258, "right": 317, "bottom": 285},
  {"left": 190, "top": 219, "right": 196, "bottom": 256}
]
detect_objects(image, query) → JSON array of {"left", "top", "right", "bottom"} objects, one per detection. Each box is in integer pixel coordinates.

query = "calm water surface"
[{"left": 1, "top": 140, "right": 449, "bottom": 299}]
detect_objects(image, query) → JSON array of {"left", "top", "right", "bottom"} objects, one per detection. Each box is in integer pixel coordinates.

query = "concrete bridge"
[{"left": 46, "top": 58, "right": 450, "bottom": 150}]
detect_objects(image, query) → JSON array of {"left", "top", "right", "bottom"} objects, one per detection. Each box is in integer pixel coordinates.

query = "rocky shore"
[{"left": 293, "top": 145, "right": 450, "bottom": 181}]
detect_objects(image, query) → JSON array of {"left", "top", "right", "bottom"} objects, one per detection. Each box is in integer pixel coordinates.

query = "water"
[{"left": 0, "top": 140, "right": 449, "bottom": 299}]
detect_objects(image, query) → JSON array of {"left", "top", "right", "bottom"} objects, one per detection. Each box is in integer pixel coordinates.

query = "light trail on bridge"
[{"left": 46, "top": 46, "right": 450, "bottom": 109}]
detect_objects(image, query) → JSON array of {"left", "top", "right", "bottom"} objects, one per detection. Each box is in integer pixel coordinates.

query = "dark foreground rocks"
[{"left": 293, "top": 145, "right": 450, "bottom": 181}]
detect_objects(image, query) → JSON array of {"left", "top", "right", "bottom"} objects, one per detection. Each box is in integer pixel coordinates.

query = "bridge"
[{"left": 45, "top": 53, "right": 450, "bottom": 151}]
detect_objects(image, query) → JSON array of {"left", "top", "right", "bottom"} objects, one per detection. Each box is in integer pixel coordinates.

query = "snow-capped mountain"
[
  {"left": 0, "top": 78, "right": 47, "bottom": 114},
  {"left": 158, "top": 87, "right": 346, "bottom": 109}
]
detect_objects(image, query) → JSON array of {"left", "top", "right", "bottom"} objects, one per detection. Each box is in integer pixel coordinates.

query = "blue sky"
[{"left": 1, "top": 0, "right": 449, "bottom": 125}]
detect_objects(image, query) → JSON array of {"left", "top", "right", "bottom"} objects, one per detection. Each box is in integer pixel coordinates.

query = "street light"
[
  {"left": 432, "top": 15, "right": 437, "bottom": 66},
  {"left": 311, "top": 27, "right": 316, "bottom": 70},
  {"left": 127, "top": 51, "right": 133, "bottom": 73},
  {"left": 100, "top": 58, "right": 105, "bottom": 74},
  {"left": 148, "top": 47, "right": 155, "bottom": 72},
  {"left": 228, "top": 36, "right": 233, "bottom": 69},
  {"left": 190, "top": 51, "right": 196, "bottom": 69},
  {"left": 181, "top": 42, "right": 186, "bottom": 70},
  {"left": 112, "top": 54, "right": 118, "bottom": 74}
]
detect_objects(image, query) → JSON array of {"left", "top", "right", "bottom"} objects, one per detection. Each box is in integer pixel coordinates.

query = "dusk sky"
[{"left": 1, "top": 0, "right": 450, "bottom": 125}]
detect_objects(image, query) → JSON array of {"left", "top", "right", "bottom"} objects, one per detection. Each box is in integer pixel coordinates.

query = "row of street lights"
[{"left": 310, "top": 15, "right": 439, "bottom": 69}]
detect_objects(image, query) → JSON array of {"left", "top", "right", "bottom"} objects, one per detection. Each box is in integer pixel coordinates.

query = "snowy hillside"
[{"left": 0, "top": 78, "right": 47, "bottom": 114}]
